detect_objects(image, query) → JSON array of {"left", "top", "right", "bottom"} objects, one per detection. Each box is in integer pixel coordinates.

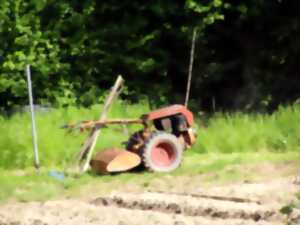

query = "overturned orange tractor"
[{"left": 67, "top": 105, "right": 197, "bottom": 174}]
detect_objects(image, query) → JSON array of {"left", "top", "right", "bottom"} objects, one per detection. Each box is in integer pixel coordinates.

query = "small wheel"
[{"left": 142, "top": 132, "right": 183, "bottom": 172}]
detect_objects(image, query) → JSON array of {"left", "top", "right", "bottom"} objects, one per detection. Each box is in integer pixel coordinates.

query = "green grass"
[
  {"left": 0, "top": 102, "right": 300, "bottom": 203},
  {"left": 194, "top": 105, "right": 300, "bottom": 153},
  {"left": 0, "top": 151, "right": 299, "bottom": 203},
  {"left": 0, "top": 100, "right": 150, "bottom": 169},
  {"left": 0, "top": 101, "right": 299, "bottom": 169}
]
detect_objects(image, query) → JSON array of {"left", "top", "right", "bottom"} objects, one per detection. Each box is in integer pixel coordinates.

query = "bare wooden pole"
[
  {"left": 76, "top": 75, "right": 124, "bottom": 173},
  {"left": 212, "top": 96, "right": 216, "bottom": 112},
  {"left": 185, "top": 28, "right": 197, "bottom": 107},
  {"left": 25, "top": 65, "right": 40, "bottom": 170}
]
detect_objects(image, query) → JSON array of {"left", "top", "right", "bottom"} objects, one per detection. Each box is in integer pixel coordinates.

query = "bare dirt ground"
[
  {"left": 0, "top": 177, "right": 300, "bottom": 225},
  {"left": 0, "top": 163, "right": 300, "bottom": 225}
]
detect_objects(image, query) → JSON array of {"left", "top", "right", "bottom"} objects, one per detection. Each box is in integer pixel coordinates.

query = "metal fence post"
[{"left": 25, "top": 64, "right": 40, "bottom": 169}]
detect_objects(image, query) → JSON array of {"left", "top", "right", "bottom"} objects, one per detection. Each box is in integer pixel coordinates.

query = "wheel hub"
[{"left": 151, "top": 142, "right": 176, "bottom": 167}]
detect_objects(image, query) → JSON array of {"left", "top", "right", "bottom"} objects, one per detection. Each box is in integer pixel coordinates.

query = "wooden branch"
[
  {"left": 81, "top": 75, "right": 124, "bottom": 173},
  {"left": 185, "top": 28, "right": 197, "bottom": 107},
  {"left": 71, "top": 75, "right": 124, "bottom": 174}
]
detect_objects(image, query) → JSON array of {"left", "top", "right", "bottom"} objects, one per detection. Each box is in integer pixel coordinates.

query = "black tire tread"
[{"left": 141, "top": 131, "right": 183, "bottom": 172}]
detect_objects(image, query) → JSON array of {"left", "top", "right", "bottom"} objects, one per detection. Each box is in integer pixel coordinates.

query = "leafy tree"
[{"left": 0, "top": 0, "right": 299, "bottom": 112}]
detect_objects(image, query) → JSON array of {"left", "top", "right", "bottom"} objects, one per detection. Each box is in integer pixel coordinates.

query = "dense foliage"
[{"left": 0, "top": 0, "right": 299, "bottom": 112}]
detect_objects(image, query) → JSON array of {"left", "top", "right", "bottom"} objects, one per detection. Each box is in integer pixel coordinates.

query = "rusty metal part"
[
  {"left": 181, "top": 128, "right": 197, "bottom": 148},
  {"left": 90, "top": 148, "right": 141, "bottom": 174},
  {"left": 126, "top": 129, "right": 152, "bottom": 154},
  {"left": 64, "top": 118, "right": 145, "bottom": 132},
  {"left": 145, "top": 104, "right": 194, "bottom": 126}
]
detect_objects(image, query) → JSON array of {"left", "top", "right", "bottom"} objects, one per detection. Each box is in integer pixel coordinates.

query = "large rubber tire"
[{"left": 142, "top": 132, "right": 183, "bottom": 172}]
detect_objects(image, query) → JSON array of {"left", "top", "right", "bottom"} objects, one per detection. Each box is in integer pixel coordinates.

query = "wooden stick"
[
  {"left": 81, "top": 75, "right": 124, "bottom": 173},
  {"left": 148, "top": 190, "right": 261, "bottom": 204},
  {"left": 185, "top": 28, "right": 197, "bottom": 107},
  {"left": 74, "top": 75, "right": 124, "bottom": 174}
]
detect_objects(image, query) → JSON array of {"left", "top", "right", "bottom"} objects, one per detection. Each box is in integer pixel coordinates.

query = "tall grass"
[
  {"left": 0, "top": 100, "right": 150, "bottom": 169},
  {"left": 195, "top": 105, "right": 300, "bottom": 153},
  {"left": 0, "top": 102, "right": 299, "bottom": 169}
]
